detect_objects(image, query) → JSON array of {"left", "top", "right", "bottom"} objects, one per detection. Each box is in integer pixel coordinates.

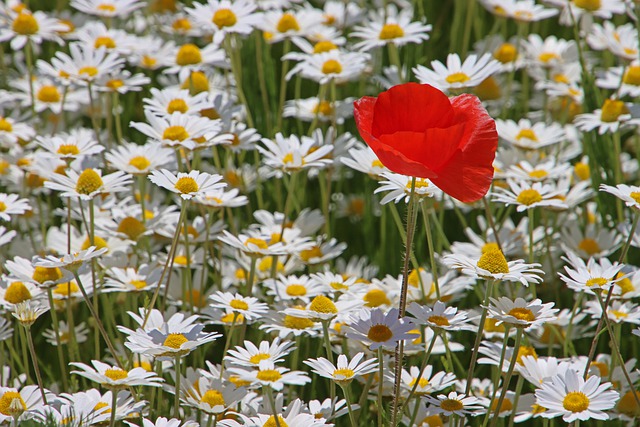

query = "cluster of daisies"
[{"left": 0, "top": 0, "right": 639, "bottom": 426}]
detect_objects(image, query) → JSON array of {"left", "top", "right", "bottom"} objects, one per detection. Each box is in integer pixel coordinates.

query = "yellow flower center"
[
  {"left": 616, "top": 272, "right": 634, "bottom": 295},
  {"left": 445, "top": 72, "right": 471, "bottom": 84},
  {"left": 174, "top": 176, "right": 199, "bottom": 194},
  {"left": 440, "top": 398, "right": 463, "bottom": 412},
  {"left": 81, "top": 236, "right": 108, "bottom": 251},
  {"left": 176, "top": 44, "right": 202, "bottom": 66},
  {"left": 630, "top": 192, "right": 640, "bottom": 205},
  {"left": 313, "top": 100, "right": 333, "bottom": 116},
  {"left": 528, "top": 170, "right": 548, "bottom": 179},
  {"left": 623, "top": 66, "right": 640, "bottom": 86},
  {"left": 173, "top": 255, "right": 188, "bottom": 265},
  {"left": 213, "top": 8, "right": 237, "bottom": 28},
  {"left": 229, "top": 299, "right": 249, "bottom": 311},
  {"left": 617, "top": 390, "right": 640, "bottom": 417},
  {"left": 172, "top": 17, "right": 192, "bottom": 31},
  {"left": 333, "top": 368, "right": 355, "bottom": 379},
  {"left": 57, "top": 144, "right": 80, "bottom": 156},
  {"left": 515, "top": 346, "right": 537, "bottom": 364},
  {"left": 574, "top": 162, "right": 590, "bottom": 180},
  {"left": 104, "top": 368, "right": 128, "bottom": 381},
  {"left": 286, "top": 284, "right": 307, "bottom": 297},
  {"left": 490, "top": 398, "right": 513, "bottom": 413},
  {"left": 300, "top": 246, "right": 323, "bottom": 262},
  {"left": 76, "top": 169, "right": 103, "bottom": 195},
  {"left": 540, "top": 324, "right": 565, "bottom": 345},
  {"left": 428, "top": 315, "right": 450, "bottom": 327},
  {"left": 264, "top": 416, "right": 288, "bottom": 427},
  {"left": 481, "top": 242, "right": 500, "bottom": 254},
  {"left": 37, "top": 85, "right": 61, "bottom": 103},
  {"left": 367, "top": 324, "right": 393, "bottom": 342},
  {"left": 53, "top": 281, "right": 80, "bottom": 296},
  {"left": 93, "top": 401, "right": 109, "bottom": 414},
  {"left": 410, "top": 377, "right": 430, "bottom": 389},
  {"left": 167, "top": 98, "right": 188, "bottom": 114},
  {"left": 249, "top": 353, "right": 270, "bottom": 364},
  {"left": 201, "top": 389, "right": 225, "bottom": 407},
  {"left": 128, "top": 156, "right": 151, "bottom": 171},
  {"left": 516, "top": 188, "right": 543, "bottom": 206},
  {"left": 0, "top": 202, "right": 6, "bottom": 212},
  {"left": 538, "top": 52, "right": 559, "bottom": 63},
  {"left": 78, "top": 66, "right": 99, "bottom": 77},
  {"left": 406, "top": 179, "right": 430, "bottom": 190},
  {"left": 562, "top": 391, "right": 590, "bottom": 413},
  {"left": 276, "top": 13, "right": 300, "bottom": 33},
  {"left": 162, "top": 125, "right": 189, "bottom": 142},
  {"left": 590, "top": 361, "right": 609, "bottom": 377},
  {"left": 0, "top": 391, "right": 26, "bottom": 416},
  {"left": 256, "top": 369, "right": 282, "bottom": 382},
  {"left": 97, "top": 3, "right": 117, "bottom": 12},
  {"left": 0, "top": 118, "right": 11, "bottom": 132},
  {"left": 507, "top": 307, "right": 535, "bottom": 322},
  {"left": 420, "top": 415, "right": 444, "bottom": 426},
  {"left": 163, "top": 333, "right": 188, "bottom": 349},
  {"left": 363, "top": 289, "right": 390, "bottom": 307},
  {"left": 476, "top": 248, "right": 509, "bottom": 274},
  {"left": 12, "top": 12, "right": 39, "bottom": 35},
  {"left": 32, "top": 266, "right": 63, "bottom": 284},
  {"left": 474, "top": 76, "right": 501, "bottom": 101},
  {"left": 515, "top": 129, "right": 538, "bottom": 141},
  {"left": 379, "top": 23, "right": 404, "bottom": 40},
  {"left": 322, "top": 59, "right": 342, "bottom": 75},
  {"left": 182, "top": 71, "right": 209, "bottom": 95},
  {"left": 131, "top": 280, "right": 147, "bottom": 290},
  {"left": 221, "top": 312, "right": 245, "bottom": 324},
  {"left": 283, "top": 314, "right": 314, "bottom": 329},
  {"left": 245, "top": 237, "right": 268, "bottom": 249},
  {"left": 493, "top": 43, "right": 517, "bottom": 63},
  {"left": 106, "top": 79, "right": 123, "bottom": 90},
  {"left": 141, "top": 55, "right": 157, "bottom": 68},
  {"left": 573, "top": 0, "right": 601, "bottom": 11},
  {"left": 586, "top": 277, "right": 608, "bottom": 288},
  {"left": 4, "top": 282, "right": 31, "bottom": 304},
  {"left": 313, "top": 41, "right": 338, "bottom": 54},
  {"left": 578, "top": 238, "right": 600, "bottom": 256},
  {"left": 309, "top": 295, "right": 338, "bottom": 314},
  {"left": 94, "top": 36, "right": 116, "bottom": 49},
  {"left": 117, "top": 217, "right": 146, "bottom": 240},
  {"left": 600, "top": 99, "right": 628, "bottom": 122}
]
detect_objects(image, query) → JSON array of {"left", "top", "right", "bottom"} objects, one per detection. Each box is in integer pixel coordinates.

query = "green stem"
[{"left": 489, "top": 328, "right": 523, "bottom": 427}]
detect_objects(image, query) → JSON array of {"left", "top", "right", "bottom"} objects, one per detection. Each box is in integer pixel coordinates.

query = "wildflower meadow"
[{"left": 1, "top": 0, "right": 640, "bottom": 426}]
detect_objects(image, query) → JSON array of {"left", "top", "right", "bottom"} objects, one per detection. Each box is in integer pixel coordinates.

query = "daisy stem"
[
  {"left": 225, "top": 35, "right": 255, "bottom": 129},
  {"left": 46, "top": 288, "right": 68, "bottom": 392},
  {"left": 73, "top": 272, "right": 124, "bottom": 369},
  {"left": 377, "top": 347, "right": 385, "bottom": 427},
  {"left": 275, "top": 39, "right": 292, "bottom": 133},
  {"left": 254, "top": 33, "right": 272, "bottom": 136},
  {"left": 397, "top": 333, "right": 437, "bottom": 416},
  {"left": 321, "top": 319, "right": 337, "bottom": 413},
  {"left": 507, "top": 374, "right": 524, "bottom": 427},
  {"left": 340, "top": 384, "right": 358, "bottom": 427},
  {"left": 420, "top": 202, "right": 440, "bottom": 299},
  {"left": 611, "top": 131, "right": 624, "bottom": 224},
  {"left": 618, "top": 210, "right": 640, "bottom": 263},
  {"left": 482, "top": 197, "right": 502, "bottom": 252},
  {"left": 246, "top": 257, "right": 257, "bottom": 296},
  {"left": 464, "top": 279, "right": 495, "bottom": 395},
  {"left": 482, "top": 326, "right": 511, "bottom": 427},
  {"left": 264, "top": 386, "right": 283, "bottom": 427},
  {"left": 489, "top": 328, "right": 523, "bottom": 427},
  {"left": 594, "top": 292, "right": 640, "bottom": 409},
  {"left": 87, "top": 81, "right": 104, "bottom": 148},
  {"left": 392, "top": 177, "right": 418, "bottom": 427},
  {"left": 564, "top": 292, "right": 583, "bottom": 357},
  {"left": 142, "top": 200, "right": 187, "bottom": 327},
  {"left": 24, "top": 325, "right": 47, "bottom": 405},
  {"left": 112, "top": 92, "right": 123, "bottom": 146},
  {"left": 527, "top": 209, "right": 537, "bottom": 299},
  {"left": 387, "top": 44, "right": 403, "bottom": 82},
  {"left": 109, "top": 389, "right": 118, "bottom": 427},
  {"left": 174, "top": 356, "right": 181, "bottom": 418},
  {"left": 25, "top": 39, "right": 35, "bottom": 115},
  {"left": 307, "top": 83, "right": 328, "bottom": 136}
]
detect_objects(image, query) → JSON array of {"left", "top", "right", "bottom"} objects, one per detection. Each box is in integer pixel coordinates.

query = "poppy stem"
[{"left": 391, "top": 176, "right": 418, "bottom": 427}]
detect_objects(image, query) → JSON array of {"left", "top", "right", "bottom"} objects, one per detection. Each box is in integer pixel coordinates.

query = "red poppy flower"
[{"left": 353, "top": 83, "right": 498, "bottom": 203}]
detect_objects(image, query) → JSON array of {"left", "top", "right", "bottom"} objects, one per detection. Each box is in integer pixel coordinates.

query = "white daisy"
[
  {"left": 535, "top": 369, "right": 619, "bottom": 422},
  {"left": 423, "top": 391, "right": 485, "bottom": 417},
  {"left": 491, "top": 180, "right": 567, "bottom": 212},
  {"left": 70, "top": 360, "right": 163, "bottom": 389},
  {"left": 149, "top": 169, "right": 225, "bottom": 200},
  {"left": 351, "top": 5, "right": 431, "bottom": 51},
  {"left": 0, "top": 10, "right": 68, "bottom": 50},
  {"left": 0, "top": 193, "right": 30, "bottom": 221},
  {"left": 258, "top": 133, "right": 333, "bottom": 173},
  {"left": 345, "top": 307, "right": 417, "bottom": 350},
  {"left": 70, "top": 0, "right": 145, "bottom": 17},
  {"left": 44, "top": 168, "right": 132, "bottom": 200},
  {"left": 414, "top": 53, "right": 501, "bottom": 92},
  {"left": 304, "top": 352, "right": 378, "bottom": 385},
  {"left": 374, "top": 172, "right": 441, "bottom": 204},
  {"left": 130, "top": 111, "right": 224, "bottom": 150},
  {"left": 486, "top": 297, "right": 558, "bottom": 329}
]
